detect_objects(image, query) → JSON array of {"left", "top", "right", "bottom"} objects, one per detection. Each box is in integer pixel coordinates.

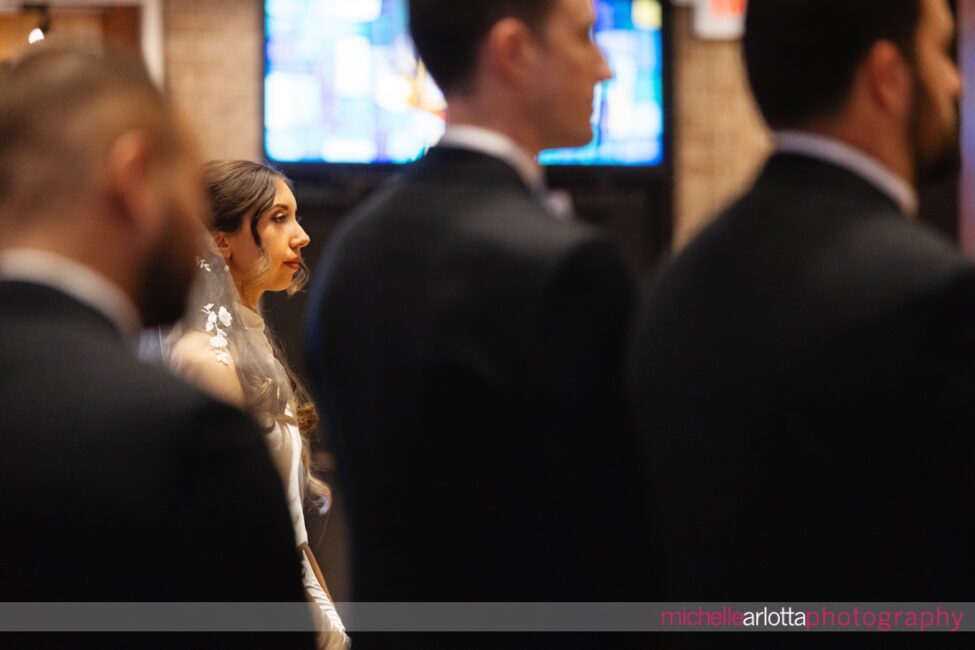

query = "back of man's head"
[
  {"left": 0, "top": 47, "right": 180, "bottom": 228},
  {"left": 744, "top": 0, "right": 921, "bottom": 130},
  {"left": 408, "top": 0, "right": 556, "bottom": 96},
  {"left": 0, "top": 47, "right": 204, "bottom": 327}
]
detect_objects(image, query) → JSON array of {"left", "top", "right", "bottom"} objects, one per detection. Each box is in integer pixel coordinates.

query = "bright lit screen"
[{"left": 264, "top": 0, "right": 664, "bottom": 167}]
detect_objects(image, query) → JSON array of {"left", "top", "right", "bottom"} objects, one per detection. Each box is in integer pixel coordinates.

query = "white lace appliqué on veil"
[
  {"left": 202, "top": 303, "right": 233, "bottom": 365},
  {"left": 197, "top": 257, "right": 234, "bottom": 366}
]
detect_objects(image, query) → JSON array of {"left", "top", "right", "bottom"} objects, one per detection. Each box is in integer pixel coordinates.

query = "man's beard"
[
  {"left": 909, "top": 73, "right": 961, "bottom": 186},
  {"left": 138, "top": 212, "right": 197, "bottom": 328}
]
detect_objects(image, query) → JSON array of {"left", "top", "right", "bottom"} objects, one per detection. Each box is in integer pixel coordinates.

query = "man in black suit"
[
  {"left": 0, "top": 49, "right": 313, "bottom": 648},
  {"left": 630, "top": 0, "right": 973, "bottom": 611},
  {"left": 305, "top": 0, "right": 651, "bottom": 645}
]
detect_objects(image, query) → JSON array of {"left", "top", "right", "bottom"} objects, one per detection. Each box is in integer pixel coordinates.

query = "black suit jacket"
[
  {"left": 0, "top": 281, "right": 314, "bottom": 648},
  {"left": 305, "top": 147, "right": 651, "bottom": 645},
  {"left": 630, "top": 153, "right": 975, "bottom": 606}
]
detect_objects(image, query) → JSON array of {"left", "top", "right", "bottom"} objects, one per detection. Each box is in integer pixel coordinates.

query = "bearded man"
[
  {"left": 630, "top": 0, "right": 974, "bottom": 612},
  {"left": 0, "top": 47, "right": 313, "bottom": 648}
]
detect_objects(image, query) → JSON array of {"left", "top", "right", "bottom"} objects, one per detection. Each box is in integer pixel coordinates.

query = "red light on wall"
[
  {"left": 694, "top": 0, "right": 746, "bottom": 40},
  {"left": 709, "top": 0, "right": 747, "bottom": 19}
]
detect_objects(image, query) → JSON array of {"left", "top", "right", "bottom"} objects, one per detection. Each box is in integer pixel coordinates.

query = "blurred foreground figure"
[
  {"left": 0, "top": 48, "right": 313, "bottom": 649},
  {"left": 305, "top": 1, "right": 651, "bottom": 648},
  {"left": 631, "top": 0, "right": 974, "bottom": 627}
]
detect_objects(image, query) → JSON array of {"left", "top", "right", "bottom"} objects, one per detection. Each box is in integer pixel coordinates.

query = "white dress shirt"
[
  {"left": 0, "top": 248, "right": 141, "bottom": 338},
  {"left": 775, "top": 131, "right": 919, "bottom": 218}
]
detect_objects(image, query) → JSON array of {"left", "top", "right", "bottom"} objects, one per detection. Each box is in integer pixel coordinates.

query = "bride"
[{"left": 164, "top": 160, "right": 348, "bottom": 649}]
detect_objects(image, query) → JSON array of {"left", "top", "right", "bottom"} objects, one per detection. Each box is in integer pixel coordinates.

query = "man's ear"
[
  {"left": 863, "top": 40, "right": 913, "bottom": 119},
  {"left": 483, "top": 17, "right": 538, "bottom": 88},
  {"left": 104, "top": 130, "right": 158, "bottom": 234}
]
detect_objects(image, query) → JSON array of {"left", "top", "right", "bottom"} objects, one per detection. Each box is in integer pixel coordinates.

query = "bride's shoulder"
[{"left": 171, "top": 331, "right": 246, "bottom": 408}]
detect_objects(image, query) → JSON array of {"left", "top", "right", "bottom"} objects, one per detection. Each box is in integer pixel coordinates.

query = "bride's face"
[{"left": 222, "top": 178, "right": 310, "bottom": 302}]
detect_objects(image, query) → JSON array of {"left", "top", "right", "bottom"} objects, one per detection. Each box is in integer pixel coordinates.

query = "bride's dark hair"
[{"left": 203, "top": 159, "right": 329, "bottom": 502}]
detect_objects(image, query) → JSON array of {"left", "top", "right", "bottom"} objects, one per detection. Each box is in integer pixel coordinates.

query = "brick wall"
[
  {"left": 161, "top": 1, "right": 771, "bottom": 250},
  {"left": 671, "top": 5, "right": 769, "bottom": 248},
  {"left": 164, "top": 0, "right": 263, "bottom": 161}
]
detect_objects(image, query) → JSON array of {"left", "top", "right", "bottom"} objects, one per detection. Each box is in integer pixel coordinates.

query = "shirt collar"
[
  {"left": 0, "top": 248, "right": 142, "bottom": 339},
  {"left": 438, "top": 125, "right": 545, "bottom": 191},
  {"left": 774, "top": 131, "right": 918, "bottom": 217}
]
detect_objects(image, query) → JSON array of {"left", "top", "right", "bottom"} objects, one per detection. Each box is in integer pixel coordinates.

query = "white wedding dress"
[{"left": 171, "top": 303, "right": 348, "bottom": 650}]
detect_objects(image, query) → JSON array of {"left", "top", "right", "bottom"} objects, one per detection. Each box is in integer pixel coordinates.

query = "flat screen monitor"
[{"left": 264, "top": 0, "right": 666, "bottom": 168}]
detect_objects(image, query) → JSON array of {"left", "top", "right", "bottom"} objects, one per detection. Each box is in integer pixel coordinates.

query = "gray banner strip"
[{"left": 0, "top": 603, "right": 970, "bottom": 632}]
